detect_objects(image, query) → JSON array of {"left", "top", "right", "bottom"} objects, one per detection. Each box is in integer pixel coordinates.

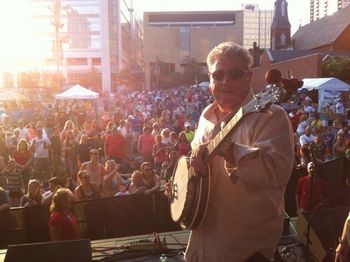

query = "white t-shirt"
[
  {"left": 31, "top": 136, "right": 51, "bottom": 158},
  {"left": 299, "top": 134, "right": 315, "bottom": 146}
]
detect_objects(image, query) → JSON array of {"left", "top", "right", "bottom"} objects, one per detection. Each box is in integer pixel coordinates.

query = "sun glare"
[{"left": 0, "top": 0, "right": 52, "bottom": 72}]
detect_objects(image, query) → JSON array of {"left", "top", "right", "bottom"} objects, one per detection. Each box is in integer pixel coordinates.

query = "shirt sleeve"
[{"left": 227, "top": 105, "right": 294, "bottom": 189}]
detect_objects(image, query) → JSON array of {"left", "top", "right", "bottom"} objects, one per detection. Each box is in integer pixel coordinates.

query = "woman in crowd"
[
  {"left": 12, "top": 139, "right": 32, "bottom": 193},
  {"left": 126, "top": 170, "right": 146, "bottom": 194},
  {"left": 152, "top": 134, "right": 169, "bottom": 174},
  {"left": 176, "top": 131, "right": 191, "bottom": 156},
  {"left": 49, "top": 188, "right": 78, "bottom": 241},
  {"left": 333, "top": 134, "right": 347, "bottom": 159},
  {"left": 137, "top": 126, "right": 156, "bottom": 163},
  {"left": 63, "top": 130, "right": 78, "bottom": 183},
  {"left": 79, "top": 149, "right": 105, "bottom": 188},
  {"left": 140, "top": 162, "right": 160, "bottom": 195},
  {"left": 20, "top": 179, "right": 42, "bottom": 207},
  {"left": 74, "top": 170, "right": 101, "bottom": 201},
  {"left": 60, "top": 120, "right": 75, "bottom": 143},
  {"left": 102, "top": 160, "right": 125, "bottom": 197},
  {"left": 77, "top": 134, "right": 91, "bottom": 168}
]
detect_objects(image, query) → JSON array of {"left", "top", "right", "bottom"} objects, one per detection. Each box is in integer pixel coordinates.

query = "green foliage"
[
  {"left": 323, "top": 56, "right": 350, "bottom": 83},
  {"left": 18, "top": 71, "right": 41, "bottom": 89},
  {"left": 79, "top": 66, "right": 102, "bottom": 92}
]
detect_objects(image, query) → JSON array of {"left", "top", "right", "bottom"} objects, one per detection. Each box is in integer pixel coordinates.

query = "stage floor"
[{"left": 0, "top": 230, "right": 190, "bottom": 262}]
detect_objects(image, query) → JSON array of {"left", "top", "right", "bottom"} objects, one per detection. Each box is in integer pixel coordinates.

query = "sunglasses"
[
  {"left": 210, "top": 68, "right": 248, "bottom": 81},
  {"left": 82, "top": 176, "right": 90, "bottom": 179},
  {"left": 143, "top": 168, "right": 152, "bottom": 172},
  {"left": 90, "top": 152, "right": 99, "bottom": 155}
]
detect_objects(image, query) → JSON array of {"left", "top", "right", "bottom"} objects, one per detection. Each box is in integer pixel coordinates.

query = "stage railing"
[{"left": 0, "top": 191, "right": 180, "bottom": 248}]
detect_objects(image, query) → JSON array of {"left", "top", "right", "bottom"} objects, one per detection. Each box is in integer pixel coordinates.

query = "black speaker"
[
  {"left": 296, "top": 206, "right": 349, "bottom": 261},
  {"left": 4, "top": 239, "right": 92, "bottom": 262}
]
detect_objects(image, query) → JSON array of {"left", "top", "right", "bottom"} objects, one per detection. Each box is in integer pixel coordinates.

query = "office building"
[
  {"left": 143, "top": 7, "right": 274, "bottom": 89},
  {"left": 28, "top": 0, "right": 143, "bottom": 93}
]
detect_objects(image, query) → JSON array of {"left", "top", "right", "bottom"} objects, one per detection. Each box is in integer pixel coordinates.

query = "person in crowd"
[
  {"left": 117, "top": 119, "right": 128, "bottom": 138},
  {"left": 63, "top": 130, "right": 78, "bottom": 183},
  {"left": 313, "top": 134, "right": 327, "bottom": 163},
  {"left": 183, "top": 122, "right": 195, "bottom": 143},
  {"left": 152, "top": 134, "right": 169, "bottom": 174},
  {"left": 104, "top": 127, "right": 128, "bottom": 163},
  {"left": 20, "top": 179, "right": 42, "bottom": 207},
  {"left": 333, "top": 134, "right": 347, "bottom": 159},
  {"left": 77, "top": 134, "right": 91, "bottom": 168},
  {"left": 42, "top": 176, "right": 64, "bottom": 206},
  {"left": 176, "top": 131, "right": 191, "bottom": 156},
  {"left": 126, "top": 170, "right": 146, "bottom": 194},
  {"left": 0, "top": 126, "right": 9, "bottom": 163},
  {"left": 161, "top": 150, "right": 179, "bottom": 182},
  {"left": 8, "top": 128, "right": 21, "bottom": 154},
  {"left": 102, "top": 160, "right": 125, "bottom": 197},
  {"left": 60, "top": 120, "right": 75, "bottom": 143},
  {"left": 296, "top": 114, "right": 308, "bottom": 137},
  {"left": 338, "top": 121, "right": 350, "bottom": 140},
  {"left": 26, "top": 122, "right": 37, "bottom": 141},
  {"left": 140, "top": 162, "right": 160, "bottom": 195},
  {"left": 74, "top": 170, "right": 101, "bottom": 201},
  {"left": 299, "top": 125, "right": 315, "bottom": 147},
  {"left": 169, "top": 131, "right": 178, "bottom": 147},
  {"left": 2, "top": 159, "right": 23, "bottom": 207},
  {"left": 296, "top": 162, "right": 329, "bottom": 213},
  {"left": 151, "top": 122, "right": 161, "bottom": 137},
  {"left": 49, "top": 125, "right": 62, "bottom": 176},
  {"left": 49, "top": 188, "right": 78, "bottom": 241},
  {"left": 137, "top": 126, "right": 156, "bottom": 163},
  {"left": 310, "top": 112, "right": 323, "bottom": 134},
  {"left": 79, "top": 149, "right": 105, "bottom": 188},
  {"left": 12, "top": 139, "right": 32, "bottom": 193},
  {"left": 17, "top": 119, "right": 29, "bottom": 141},
  {"left": 35, "top": 121, "right": 48, "bottom": 138},
  {"left": 323, "top": 126, "right": 335, "bottom": 159},
  {"left": 177, "top": 42, "right": 294, "bottom": 261},
  {"left": 30, "top": 128, "right": 51, "bottom": 181},
  {"left": 0, "top": 185, "right": 9, "bottom": 212},
  {"left": 160, "top": 128, "right": 172, "bottom": 146}
]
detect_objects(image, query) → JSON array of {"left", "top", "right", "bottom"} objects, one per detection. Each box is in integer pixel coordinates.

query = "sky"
[{"left": 133, "top": 0, "right": 310, "bottom": 35}]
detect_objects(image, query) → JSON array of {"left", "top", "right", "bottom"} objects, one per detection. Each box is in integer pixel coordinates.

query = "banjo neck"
[{"left": 204, "top": 107, "right": 244, "bottom": 163}]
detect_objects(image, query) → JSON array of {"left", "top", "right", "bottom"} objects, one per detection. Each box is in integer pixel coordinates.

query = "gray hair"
[{"left": 206, "top": 42, "right": 253, "bottom": 71}]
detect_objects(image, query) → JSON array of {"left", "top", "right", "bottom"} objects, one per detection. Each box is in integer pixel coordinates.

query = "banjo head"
[{"left": 170, "top": 156, "right": 191, "bottom": 222}]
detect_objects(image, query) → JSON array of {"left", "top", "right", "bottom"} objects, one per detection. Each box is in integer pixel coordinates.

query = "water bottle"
[{"left": 160, "top": 253, "right": 167, "bottom": 262}]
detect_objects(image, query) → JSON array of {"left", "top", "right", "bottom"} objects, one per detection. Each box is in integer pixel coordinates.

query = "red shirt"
[
  {"left": 104, "top": 134, "right": 128, "bottom": 159},
  {"left": 296, "top": 175, "right": 329, "bottom": 211},
  {"left": 12, "top": 150, "right": 32, "bottom": 166},
  {"left": 49, "top": 211, "right": 78, "bottom": 240},
  {"left": 138, "top": 134, "right": 156, "bottom": 157}
]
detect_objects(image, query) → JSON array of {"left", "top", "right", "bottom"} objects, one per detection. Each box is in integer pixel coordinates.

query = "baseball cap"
[{"left": 184, "top": 122, "right": 191, "bottom": 128}]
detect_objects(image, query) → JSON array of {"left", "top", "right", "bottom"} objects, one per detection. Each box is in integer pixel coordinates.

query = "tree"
[
  {"left": 18, "top": 71, "right": 40, "bottom": 89},
  {"left": 79, "top": 66, "right": 102, "bottom": 92},
  {"left": 323, "top": 56, "right": 350, "bottom": 83},
  {"left": 182, "top": 58, "right": 203, "bottom": 85}
]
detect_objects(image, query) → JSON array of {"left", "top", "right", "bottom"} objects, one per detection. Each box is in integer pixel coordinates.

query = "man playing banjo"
[{"left": 181, "top": 42, "right": 294, "bottom": 261}]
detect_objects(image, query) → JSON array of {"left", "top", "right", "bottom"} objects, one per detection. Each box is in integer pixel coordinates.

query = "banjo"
[{"left": 170, "top": 69, "right": 303, "bottom": 229}]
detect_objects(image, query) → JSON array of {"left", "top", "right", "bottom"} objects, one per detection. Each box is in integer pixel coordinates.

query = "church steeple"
[{"left": 270, "top": 0, "right": 291, "bottom": 50}]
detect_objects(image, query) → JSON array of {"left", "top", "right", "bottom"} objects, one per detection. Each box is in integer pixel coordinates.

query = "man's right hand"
[{"left": 189, "top": 142, "right": 209, "bottom": 176}]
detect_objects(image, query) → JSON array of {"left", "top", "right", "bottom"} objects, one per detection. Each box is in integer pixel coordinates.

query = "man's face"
[{"left": 209, "top": 55, "right": 251, "bottom": 113}]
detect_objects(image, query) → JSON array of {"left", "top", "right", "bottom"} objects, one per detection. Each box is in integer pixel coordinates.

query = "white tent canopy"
[
  {"left": 299, "top": 78, "right": 350, "bottom": 111},
  {"left": 55, "top": 84, "right": 99, "bottom": 100}
]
